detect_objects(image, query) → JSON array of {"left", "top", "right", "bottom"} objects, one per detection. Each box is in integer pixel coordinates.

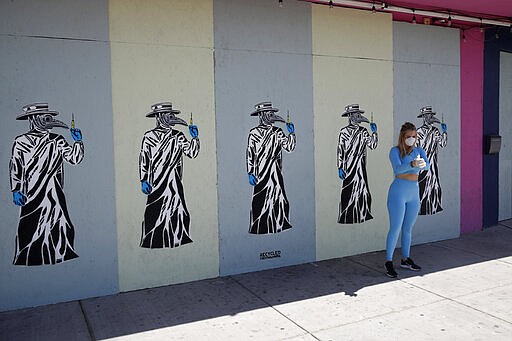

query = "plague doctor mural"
[
  {"left": 139, "top": 102, "right": 199, "bottom": 248},
  {"left": 9, "top": 103, "right": 84, "bottom": 265},
  {"left": 416, "top": 106, "right": 447, "bottom": 215},
  {"left": 337, "top": 104, "right": 378, "bottom": 224},
  {"left": 246, "top": 101, "right": 296, "bottom": 234}
]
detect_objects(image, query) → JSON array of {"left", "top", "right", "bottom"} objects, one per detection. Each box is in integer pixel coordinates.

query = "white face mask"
[{"left": 405, "top": 137, "right": 416, "bottom": 147}]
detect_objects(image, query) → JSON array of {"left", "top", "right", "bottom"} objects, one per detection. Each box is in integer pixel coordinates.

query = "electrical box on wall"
[{"left": 485, "top": 134, "right": 502, "bottom": 154}]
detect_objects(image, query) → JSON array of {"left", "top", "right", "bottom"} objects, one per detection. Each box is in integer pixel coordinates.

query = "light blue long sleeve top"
[{"left": 389, "top": 146, "right": 430, "bottom": 175}]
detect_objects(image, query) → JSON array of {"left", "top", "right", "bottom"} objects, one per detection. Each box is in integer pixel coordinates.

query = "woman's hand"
[{"left": 412, "top": 157, "right": 426, "bottom": 168}]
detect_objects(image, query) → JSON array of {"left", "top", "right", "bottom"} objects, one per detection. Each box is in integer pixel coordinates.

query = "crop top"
[{"left": 389, "top": 146, "right": 430, "bottom": 175}]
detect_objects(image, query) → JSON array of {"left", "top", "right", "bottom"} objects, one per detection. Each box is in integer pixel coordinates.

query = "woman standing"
[{"left": 385, "top": 122, "right": 430, "bottom": 278}]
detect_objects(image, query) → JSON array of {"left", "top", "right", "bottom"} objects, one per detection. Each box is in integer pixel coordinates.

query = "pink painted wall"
[{"left": 460, "top": 29, "right": 484, "bottom": 233}]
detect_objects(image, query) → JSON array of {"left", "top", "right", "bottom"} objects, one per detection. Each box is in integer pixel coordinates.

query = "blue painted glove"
[
  {"left": 286, "top": 122, "right": 295, "bottom": 134},
  {"left": 338, "top": 168, "right": 346, "bottom": 180},
  {"left": 441, "top": 123, "right": 447, "bottom": 133},
  {"left": 70, "top": 128, "right": 82, "bottom": 142},
  {"left": 370, "top": 122, "right": 377, "bottom": 133},
  {"left": 248, "top": 173, "right": 257, "bottom": 186},
  {"left": 141, "top": 180, "right": 152, "bottom": 195},
  {"left": 189, "top": 125, "right": 199, "bottom": 138},
  {"left": 13, "top": 191, "right": 27, "bottom": 206}
]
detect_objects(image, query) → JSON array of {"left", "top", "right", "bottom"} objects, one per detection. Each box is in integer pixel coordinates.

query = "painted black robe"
[
  {"left": 246, "top": 124, "right": 296, "bottom": 234},
  {"left": 139, "top": 127, "right": 199, "bottom": 248},
  {"left": 10, "top": 130, "right": 84, "bottom": 265},
  {"left": 417, "top": 124, "right": 447, "bottom": 215},
  {"left": 337, "top": 124, "right": 378, "bottom": 224}
]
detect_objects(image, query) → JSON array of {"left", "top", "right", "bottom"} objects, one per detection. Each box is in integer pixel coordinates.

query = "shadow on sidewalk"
[{"left": 1, "top": 225, "right": 511, "bottom": 340}]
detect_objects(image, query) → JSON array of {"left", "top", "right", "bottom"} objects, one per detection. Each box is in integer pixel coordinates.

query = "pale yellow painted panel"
[
  {"left": 314, "top": 55, "right": 394, "bottom": 261},
  {"left": 109, "top": 0, "right": 213, "bottom": 47},
  {"left": 111, "top": 42, "right": 218, "bottom": 291},
  {"left": 312, "top": 4, "right": 392, "bottom": 60}
]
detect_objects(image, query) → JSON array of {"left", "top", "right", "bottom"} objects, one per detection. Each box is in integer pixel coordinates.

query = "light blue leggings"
[{"left": 386, "top": 178, "right": 420, "bottom": 261}]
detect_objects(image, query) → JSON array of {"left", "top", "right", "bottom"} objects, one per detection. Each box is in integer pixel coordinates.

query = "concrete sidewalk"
[{"left": 1, "top": 224, "right": 512, "bottom": 341}]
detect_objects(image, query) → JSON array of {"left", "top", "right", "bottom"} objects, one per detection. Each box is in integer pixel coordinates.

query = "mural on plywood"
[
  {"left": 9, "top": 103, "right": 84, "bottom": 265},
  {"left": 416, "top": 106, "right": 447, "bottom": 215},
  {"left": 139, "top": 102, "right": 199, "bottom": 248},
  {"left": 337, "top": 104, "right": 378, "bottom": 224},
  {"left": 246, "top": 101, "right": 296, "bottom": 234}
]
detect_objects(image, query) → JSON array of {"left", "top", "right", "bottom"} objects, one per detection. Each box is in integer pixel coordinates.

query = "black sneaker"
[
  {"left": 400, "top": 258, "right": 421, "bottom": 271},
  {"left": 385, "top": 261, "right": 398, "bottom": 278}
]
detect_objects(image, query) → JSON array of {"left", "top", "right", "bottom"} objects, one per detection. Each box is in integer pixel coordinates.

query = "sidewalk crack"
[
  {"left": 230, "top": 276, "right": 321, "bottom": 341},
  {"left": 78, "top": 301, "right": 96, "bottom": 341}
]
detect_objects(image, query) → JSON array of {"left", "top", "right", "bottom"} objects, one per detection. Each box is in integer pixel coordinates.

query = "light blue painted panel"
[
  {"left": 393, "top": 23, "right": 459, "bottom": 65},
  {"left": 0, "top": 11, "right": 116, "bottom": 311},
  {"left": 0, "top": 0, "right": 109, "bottom": 40},
  {"left": 214, "top": 0, "right": 315, "bottom": 275},
  {"left": 214, "top": 0, "right": 311, "bottom": 54},
  {"left": 499, "top": 52, "right": 512, "bottom": 221},
  {"left": 393, "top": 22, "right": 461, "bottom": 243}
]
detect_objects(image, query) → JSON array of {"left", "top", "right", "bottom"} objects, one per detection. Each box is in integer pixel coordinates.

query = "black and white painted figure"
[
  {"left": 9, "top": 103, "right": 84, "bottom": 265},
  {"left": 139, "top": 102, "right": 199, "bottom": 248},
  {"left": 337, "top": 104, "right": 378, "bottom": 224},
  {"left": 246, "top": 101, "right": 296, "bottom": 234},
  {"left": 416, "top": 106, "right": 447, "bottom": 215}
]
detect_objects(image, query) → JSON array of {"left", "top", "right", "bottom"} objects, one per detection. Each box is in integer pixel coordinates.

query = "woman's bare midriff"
[{"left": 396, "top": 173, "right": 419, "bottom": 181}]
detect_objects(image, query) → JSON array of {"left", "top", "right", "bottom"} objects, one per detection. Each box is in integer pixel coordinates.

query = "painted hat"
[
  {"left": 341, "top": 104, "right": 364, "bottom": 117},
  {"left": 146, "top": 102, "right": 181, "bottom": 117},
  {"left": 250, "top": 101, "right": 279, "bottom": 116},
  {"left": 417, "top": 106, "right": 436, "bottom": 117},
  {"left": 17, "top": 103, "right": 59, "bottom": 120}
]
